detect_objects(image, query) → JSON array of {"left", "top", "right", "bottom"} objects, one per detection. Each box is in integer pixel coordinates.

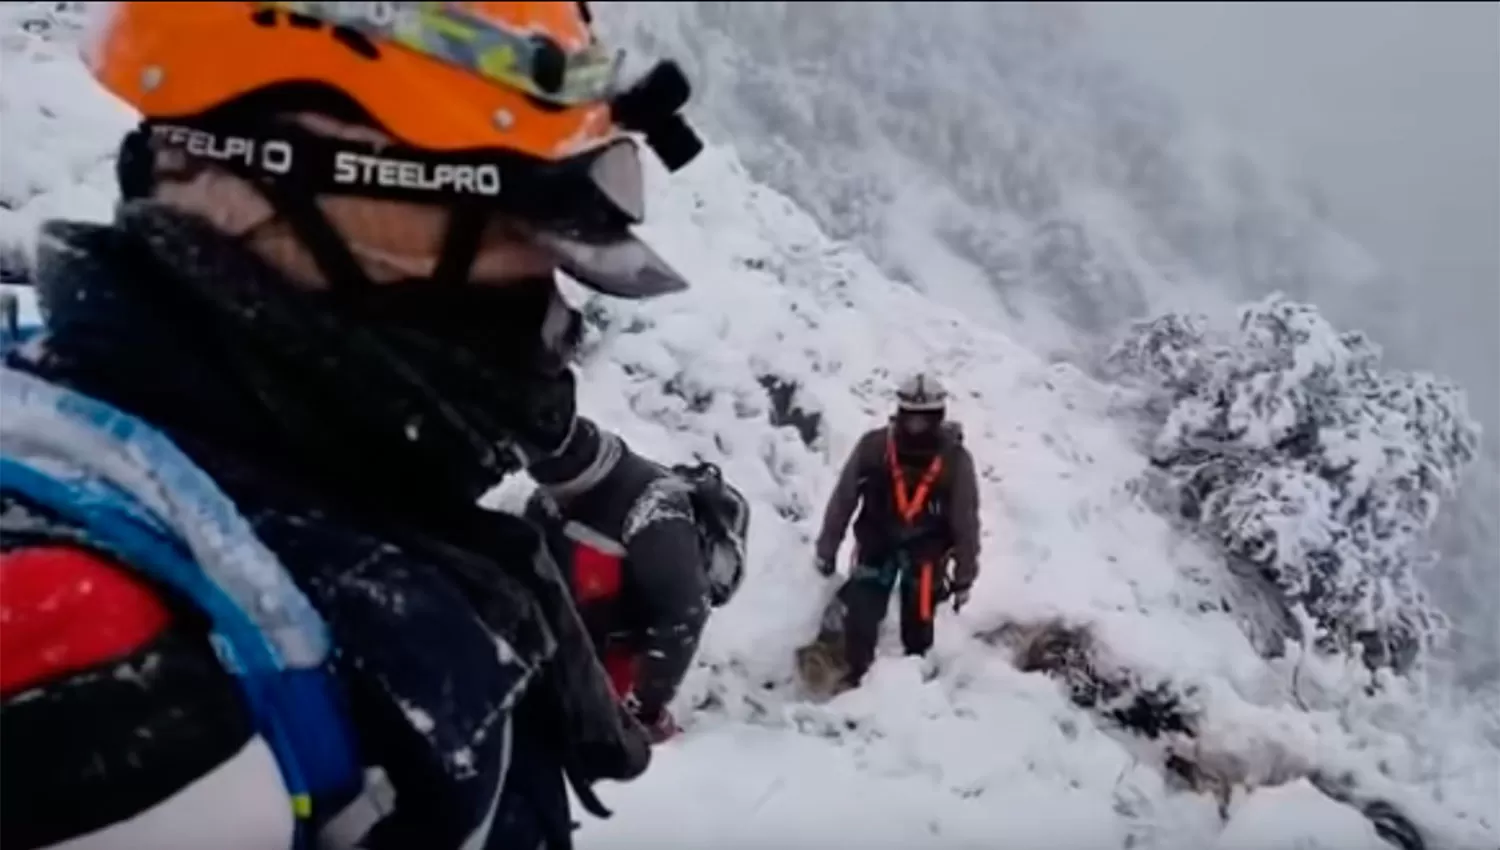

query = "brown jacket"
[{"left": 814, "top": 422, "right": 982, "bottom": 588}]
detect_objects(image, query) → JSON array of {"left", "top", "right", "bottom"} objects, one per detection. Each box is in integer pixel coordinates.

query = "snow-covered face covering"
[
  {"left": 332, "top": 276, "right": 584, "bottom": 377},
  {"left": 105, "top": 203, "right": 580, "bottom": 509}
]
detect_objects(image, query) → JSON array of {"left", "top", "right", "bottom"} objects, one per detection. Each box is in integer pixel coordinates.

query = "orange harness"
[{"left": 885, "top": 432, "right": 944, "bottom": 621}]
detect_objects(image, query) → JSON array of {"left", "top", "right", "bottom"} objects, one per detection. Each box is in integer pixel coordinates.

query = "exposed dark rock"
[{"left": 757, "top": 373, "right": 822, "bottom": 449}]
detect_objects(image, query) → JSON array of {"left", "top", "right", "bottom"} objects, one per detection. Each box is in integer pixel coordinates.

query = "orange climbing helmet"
[{"left": 84, "top": 1, "right": 704, "bottom": 296}]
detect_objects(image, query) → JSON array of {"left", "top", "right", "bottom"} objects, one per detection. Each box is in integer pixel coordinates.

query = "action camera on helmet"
[{"left": 610, "top": 60, "right": 705, "bottom": 173}]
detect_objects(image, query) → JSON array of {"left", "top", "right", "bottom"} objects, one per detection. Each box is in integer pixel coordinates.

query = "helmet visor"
[{"left": 530, "top": 227, "right": 687, "bottom": 299}]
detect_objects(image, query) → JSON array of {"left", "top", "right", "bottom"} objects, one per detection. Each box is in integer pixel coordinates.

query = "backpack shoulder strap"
[{"left": 0, "top": 365, "right": 362, "bottom": 845}]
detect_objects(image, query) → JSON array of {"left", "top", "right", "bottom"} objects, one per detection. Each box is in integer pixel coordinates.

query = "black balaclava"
[
  {"left": 101, "top": 203, "right": 584, "bottom": 520},
  {"left": 893, "top": 407, "right": 945, "bottom": 456}
]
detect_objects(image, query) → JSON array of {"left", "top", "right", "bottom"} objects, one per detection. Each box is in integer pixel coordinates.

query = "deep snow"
[{"left": 1, "top": 4, "right": 1495, "bottom": 849}]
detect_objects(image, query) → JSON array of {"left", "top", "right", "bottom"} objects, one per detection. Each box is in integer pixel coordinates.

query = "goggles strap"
[
  {"left": 431, "top": 202, "right": 487, "bottom": 287},
  {"left": 139, "top": 116, "right": 637, "bottom": 228},
  {"left": 132, "top": 117, "right": 513, "bottom": 288},
  {"left": 126, "top": 117, "right": 504, "bottom": 291}
]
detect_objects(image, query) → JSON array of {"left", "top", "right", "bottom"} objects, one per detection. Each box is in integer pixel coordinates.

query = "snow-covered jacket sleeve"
[
  {"left": 945, "top": 443, "right": 982, "bottom": 588},
  {"left": 814, "top": 429, "right": 879, "bottom": 563},
  {"left": 619, "top": 478, "right": 710, "bottom": 722}
]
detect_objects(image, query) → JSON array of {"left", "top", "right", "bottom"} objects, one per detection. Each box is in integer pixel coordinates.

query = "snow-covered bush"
[{"left": 1107, "top": 295, "right": 1480, "bottom": 672}]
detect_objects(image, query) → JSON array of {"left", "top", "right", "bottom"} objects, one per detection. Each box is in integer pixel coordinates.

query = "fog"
[{"left": 1080, "top": 1, "right": 1500, "bottom": 430}]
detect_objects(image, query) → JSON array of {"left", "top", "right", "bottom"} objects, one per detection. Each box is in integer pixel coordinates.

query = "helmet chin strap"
[{"left": 252, "top": 179, "right": 489, "bottom": 291}]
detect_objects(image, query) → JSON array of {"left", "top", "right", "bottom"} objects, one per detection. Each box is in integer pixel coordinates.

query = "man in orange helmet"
[{"left": 0, "top": 3, "right": 711, "bottom": 849}]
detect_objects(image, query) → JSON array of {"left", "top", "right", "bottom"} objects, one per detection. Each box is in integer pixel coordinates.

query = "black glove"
[
  {"left": 640, "top": 708, "right": 681, "bottom": 744},
  {"left": 813, "top": 553, "right": 836, "bottom": 577},
  {"left": 623, "top": 692, "right": 682, "bottom": 745},
  {"left": 950, "top": 584, "right": 971, "bottom": 613}
]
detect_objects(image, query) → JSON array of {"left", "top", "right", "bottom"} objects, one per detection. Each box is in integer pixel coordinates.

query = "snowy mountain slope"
[
  {"left": 587, "top": 0, "right": 1500, "bottom": 693},
  {"left": 1, "top": 5, "right": 1496, "bottom": 850},
  {"left": 589, "top": 2, "right": 1385, "bottom": 358},
  {"left": 550, "top": 144, "right": 1499, "bottom": 850},
  {"left": 0, "top": 6, "right": 134, "bottom": 273}
]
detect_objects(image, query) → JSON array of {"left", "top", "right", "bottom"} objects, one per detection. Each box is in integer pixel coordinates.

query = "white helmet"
[{"left": 896, "top": 371, "right": 947, "bottom": 413}]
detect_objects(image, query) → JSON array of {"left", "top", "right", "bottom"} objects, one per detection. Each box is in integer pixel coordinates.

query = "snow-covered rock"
[{"left": 1213, "top": 779, "right": 1387, "bottom": 850}]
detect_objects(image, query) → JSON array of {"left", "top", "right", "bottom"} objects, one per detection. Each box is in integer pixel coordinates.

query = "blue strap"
[
  {"left": 0, "top": 366, "right": 332, "bottom": 669},
  {"left": 0, "top": 366, "right": 362, "bottom": 844}
]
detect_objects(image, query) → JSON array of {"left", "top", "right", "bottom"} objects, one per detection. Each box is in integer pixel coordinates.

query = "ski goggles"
[
  {"left": 253, "top": 1, "right": 622, "bottom": 108},
  {"left": 136, "top": 115, "right": 687, "bottom": 297}
]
